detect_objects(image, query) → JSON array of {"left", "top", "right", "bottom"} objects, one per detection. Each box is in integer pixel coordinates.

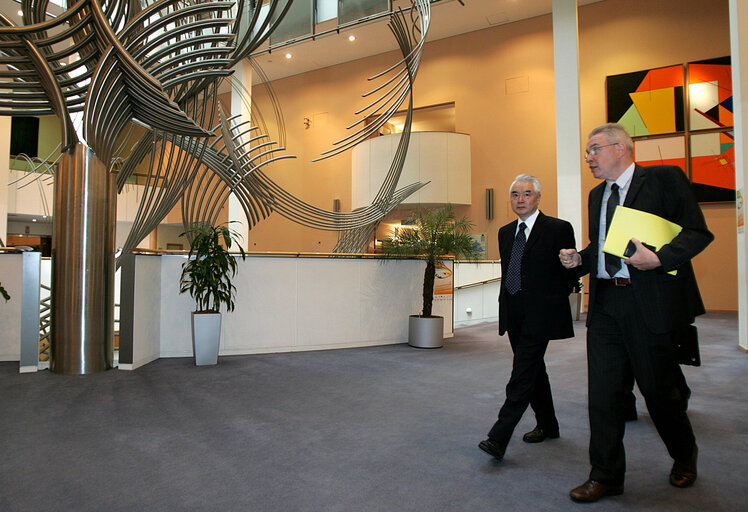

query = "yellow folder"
[{"left": 603, "top": 206, "right": 682, "bottom": 275}]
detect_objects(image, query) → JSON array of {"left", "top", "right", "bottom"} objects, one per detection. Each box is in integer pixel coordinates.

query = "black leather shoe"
[
  {"left": 522, "top": 426, "right": 560, "bottom": 443},
  {"left": 478, "top": 438, "right": 505, "bottom": 460},
  {"left": 569, "top": 479, "right": 624, "bottom": 503},
  {"left": 670, "top": 445, "right": 698, "bottom": 488}
]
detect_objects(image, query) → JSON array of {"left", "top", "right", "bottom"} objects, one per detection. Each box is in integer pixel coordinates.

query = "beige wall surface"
[{"left": 248, "top": 0, "right": 735, "bottom": 310}]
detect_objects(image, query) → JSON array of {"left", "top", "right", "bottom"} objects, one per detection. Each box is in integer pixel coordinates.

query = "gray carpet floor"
[{"left": 1, "top": 312, "right": 746, "bottom": 511}]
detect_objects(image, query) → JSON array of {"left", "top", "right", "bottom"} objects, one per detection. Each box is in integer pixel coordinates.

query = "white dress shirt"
[{"left": 517, "top": 209, "right": 540, "bottom": 238}]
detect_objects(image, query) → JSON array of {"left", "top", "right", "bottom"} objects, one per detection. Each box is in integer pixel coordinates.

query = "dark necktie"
[
  {"left": 505, "top": 222, "right": 526, "bottom": 295},
  {"left": 604, "top": 184, "right": 621, "bottom": 277}
]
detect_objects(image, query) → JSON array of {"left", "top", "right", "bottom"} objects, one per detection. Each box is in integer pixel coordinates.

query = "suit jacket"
[
  {"left": 498, "top": 211, "right": 577, "bottom": 340},
  {"left": 578, "top": 164, "right": 714, "bottom": 334}
]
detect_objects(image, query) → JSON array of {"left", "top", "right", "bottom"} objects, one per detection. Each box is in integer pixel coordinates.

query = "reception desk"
[{"left": 119, "top": 252, "right": 454, "bottom": 370}]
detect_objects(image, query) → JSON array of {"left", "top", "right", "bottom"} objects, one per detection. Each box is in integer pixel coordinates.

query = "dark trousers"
[
  {"left": 587, "top": 281, "right": 694, "bottom": 484},
  {"left": 488, "top": 292, "right": 558, "bottom": 448}
]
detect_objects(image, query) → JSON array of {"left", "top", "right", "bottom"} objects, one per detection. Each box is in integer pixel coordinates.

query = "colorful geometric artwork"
[
  {"left": 606, "top": 65, "right": 684, "bottom": 136},
  {"left": 633, "top": 136, "right": 686, "bottom": 171},
  {"left": 607, "top": 57, "right": 734, "bottom": 202},
  {"left": 690, "top": 131, "right": 735, "bottom": 202},
  {"left": 688, "top": 56, "right": 733, "bottom": 130}
]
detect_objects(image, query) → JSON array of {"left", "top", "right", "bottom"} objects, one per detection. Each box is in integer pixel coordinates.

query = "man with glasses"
[
  {"left": 478, "top": 175, "right": 577, "bottom": 462},
  {"left": 559, "top": 123, "right": 713, "bottom": 502}
]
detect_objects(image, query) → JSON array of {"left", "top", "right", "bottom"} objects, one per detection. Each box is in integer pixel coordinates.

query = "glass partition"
[
  {"left": 270, "top": 0, "right": 315, "bottom": 47},
  {"left": 338, "top": 0, "right": 390, "bottom": 25}
]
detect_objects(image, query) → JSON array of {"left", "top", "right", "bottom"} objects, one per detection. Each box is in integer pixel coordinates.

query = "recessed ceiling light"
[
  {"left": 285, "top": 53, "right": 292, "bottom": 59},
  {"left": 17, "top": 10, "right": 23, "bottom": 16},
  {"left": 348, "top": 35, "right": 356, "bottom": 42}
]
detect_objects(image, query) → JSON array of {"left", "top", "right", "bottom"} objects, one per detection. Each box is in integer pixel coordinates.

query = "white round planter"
[
  {"left": 408, "top": 315, "right": 444, "bottom": 349},
  {"left": 191, "top": 311, "right": 221, "bottom": 365}
]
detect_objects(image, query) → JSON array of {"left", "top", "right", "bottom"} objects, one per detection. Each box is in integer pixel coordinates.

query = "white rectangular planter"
[{"left": 191, "top": 312, "right": 221, "bottom": 365}]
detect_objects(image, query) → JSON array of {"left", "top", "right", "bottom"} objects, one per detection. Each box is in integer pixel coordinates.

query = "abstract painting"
[
  {"left": 607, "top": 64, "right": 684, "bottom": 137},
  {"left": 690, "top": 131, "right": 735, "bottom": 202},
  {"left": 688, "top": 56, "right": 733, "bottom": 130},
  {"left": 633, "top": 136, "right": 686, "bottom": 170},
  {"left": 607, "top": 57, "right": 735, "bottom": 202}
]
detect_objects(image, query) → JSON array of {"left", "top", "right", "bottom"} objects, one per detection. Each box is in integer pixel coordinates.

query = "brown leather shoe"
[
  {"left": 670, "top": 445, "right": 698, "bottom": 488},
  {"left": 522, "top": 426, "right": 560, "bottom": 443},
  {"left": 569, "top": 479, "right": 624, "bottom": 503}
]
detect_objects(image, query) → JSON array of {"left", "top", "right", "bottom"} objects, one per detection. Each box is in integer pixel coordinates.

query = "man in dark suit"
[
  {"left": 560, "top": 123, "right": 713, "bottom": 503},
  {"left": 478, "top": 174, "right": 577, "bottom": 462}
]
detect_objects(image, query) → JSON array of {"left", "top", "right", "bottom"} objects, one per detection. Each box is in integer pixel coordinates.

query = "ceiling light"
[
  {"left": 348, "top": 35, "right": 356, "bottom": 42},
  {"left": 32, "top": 218, "right": 37, "bottom": 222},
  {"left": 285, "top": 53, "right": 292, "bottom": 59},
  {"left": 17, "top": 10, "right": 23, "bottom": 16}
]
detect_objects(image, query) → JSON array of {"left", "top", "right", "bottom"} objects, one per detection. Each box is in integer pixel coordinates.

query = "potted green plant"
[
  {"left": 381, "top": 205, "right": 479, "bottom": 348},
  {"left": 179, "top": 222, "right": 246, "bottom": 365}
]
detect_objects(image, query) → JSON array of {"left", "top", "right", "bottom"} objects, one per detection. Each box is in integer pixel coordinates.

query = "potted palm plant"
[
  {"left": 179, "top": 222, "right": 245, "bottom": 365},
  {"left": 381, "top": 205, "right": 479, "bottom": 348}
]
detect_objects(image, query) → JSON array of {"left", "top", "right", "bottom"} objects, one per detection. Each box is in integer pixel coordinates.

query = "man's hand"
[
  {"left": 559, "top": 248, "right": 581, "bottom": 269},
  {"left": 623, "top": 238, "right": 662, "bottom": 270}
]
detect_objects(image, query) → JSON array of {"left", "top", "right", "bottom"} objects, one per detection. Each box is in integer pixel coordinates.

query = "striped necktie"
[{"left": 604, "top": 184, "right": 621, "bottom": 277}]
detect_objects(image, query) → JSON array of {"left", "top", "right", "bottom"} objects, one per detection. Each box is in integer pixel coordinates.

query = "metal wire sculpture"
[
  {"left": 330, "top": 0, "right": 431, "bottom": 252},
  {"left": 176, "top": 0, "right": 431, "bottom": 252},
  {"left": 0, "top": 0, "right": 432, "bottom": 373}
]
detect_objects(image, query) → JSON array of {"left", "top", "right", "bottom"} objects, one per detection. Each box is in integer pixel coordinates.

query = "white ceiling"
[{"left": 249, "top": 0, "right": 604, "bottom": 84}]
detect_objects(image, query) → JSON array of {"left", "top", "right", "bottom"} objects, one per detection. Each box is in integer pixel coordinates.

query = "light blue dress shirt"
[{"left": 597, "top": 163, "right": 635, "bottom": 279}]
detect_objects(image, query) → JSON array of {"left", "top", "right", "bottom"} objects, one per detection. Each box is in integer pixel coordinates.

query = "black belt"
[{"left": 597, "top": 277, "right": 631, "bottom": 286}]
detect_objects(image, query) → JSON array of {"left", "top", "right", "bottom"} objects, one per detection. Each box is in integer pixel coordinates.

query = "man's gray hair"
[
  {"left": 589, "top": 123, "right": 634, "bottom": 155},
  {"left": 510, "top": 174, "right": 541, "bottom": 195}
]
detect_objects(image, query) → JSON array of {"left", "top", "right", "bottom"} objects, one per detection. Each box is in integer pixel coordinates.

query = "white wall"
[
  {"left": 453, "top": 261, "right": 501, "bottom": 326},
  {"left": 124, "top": 254, "right": 454, "bottom": 367},
  {"left": 0, "top": 253, "right": 24, "bottom": 360},
  {"left": 0, "top": 117, "right": 9, "bottom": 244},
  {"left": 6, "top": 169, "right": 53, "bottom": 218},
  {"left": 126, "top": 255, "right": 162, "bottom": 369},
  {"left": 454, "top": 261, "right": 501, "bottom": 287},
  {"left": 352, "top": 132, "right": 472, "bottom": 209},
  {"left": 0, "top": 252, "right": 41, "bottom": 370}
]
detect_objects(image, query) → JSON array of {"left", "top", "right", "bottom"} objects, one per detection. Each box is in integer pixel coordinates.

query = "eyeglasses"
[{"left": 585, "top": 143, "right": 619, "bottom": 159}]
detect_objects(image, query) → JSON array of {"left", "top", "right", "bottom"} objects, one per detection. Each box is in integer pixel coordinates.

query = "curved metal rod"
[
  {"left": 313, "top": 0, "right": 430, "bottom": 162},
  {"left": 229, "top": 0, "right": 295, "bottom": 65},
  {"left": 117, "top": 81, "right": 220, "bottom": 261},
  {"left": 19, "top": 37, "right": 78, "bottom": 148}
]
